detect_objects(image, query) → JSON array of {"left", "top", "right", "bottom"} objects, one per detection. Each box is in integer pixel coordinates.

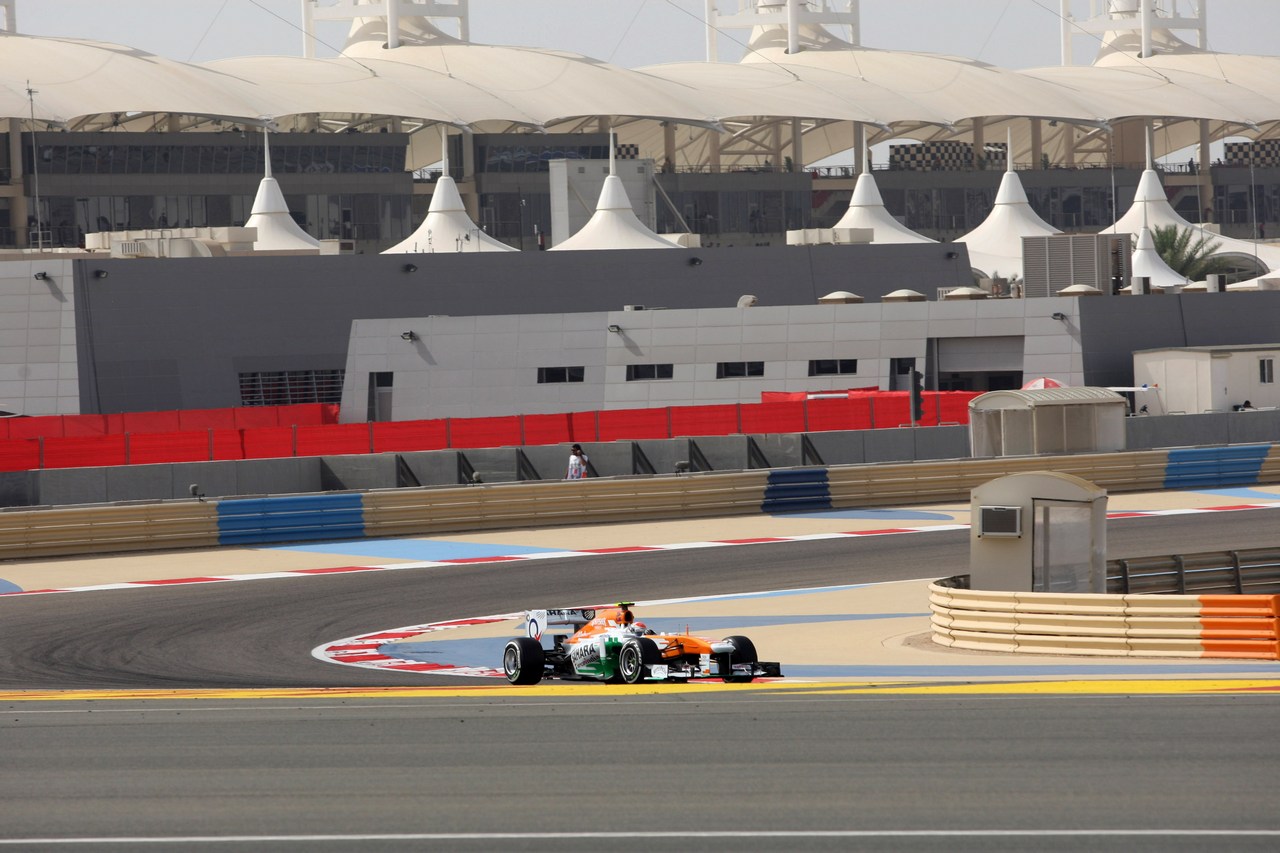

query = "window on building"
[
  {"left": 537, "top": 366, "right": 585, "bottom": 384},
  {"left": 239, "top": 369, "right": 345, "bottom": 406},
  {"left": 626, "top": 363, "right": 674, "bottom": 381},
  {"left": 716, "top": 361, "right": 765, "bottom": 379},
  {"left": 808, "top": 359, "right": 858, "bottom": 376},
  {"left": 1261, "top": 357, "right": 1275, "bottom": 384}
]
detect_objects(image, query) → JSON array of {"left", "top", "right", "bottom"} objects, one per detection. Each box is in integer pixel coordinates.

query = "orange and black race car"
[{"left": 501, "top": 602, "right": 782, "bottom": 685}]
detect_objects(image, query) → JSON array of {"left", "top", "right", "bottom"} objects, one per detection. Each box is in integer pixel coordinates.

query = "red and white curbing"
[
  {"left": 1, "top": 503, "right": 1276, "bottom": 599},
  {"left": 313, "top": 616, "right": 517, "bottom": 678}
]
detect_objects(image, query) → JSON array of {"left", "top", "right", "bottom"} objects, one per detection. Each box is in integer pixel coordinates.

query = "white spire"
[
  {"left": 549, "top": 149, "right": 677, "bottom": 252},
  {"left": 383, "top": 126, "right": 516, "bottom": 254},
  {"left": 244, "top": 128, "right": 321, "bottom": 251},
  {"left": 832, "top": 146, "right": 934, "bottom": 244},
  {"left": 1131, "top": 225, "right": 1188, "bottom": 290},
  {"left": 956, "top": 163, "right": 1059, "bottom": 276}
]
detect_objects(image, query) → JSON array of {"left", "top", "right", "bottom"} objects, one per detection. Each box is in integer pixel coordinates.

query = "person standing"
[{"left": 565, "top": 444, "right": 589, "bottom": 480}]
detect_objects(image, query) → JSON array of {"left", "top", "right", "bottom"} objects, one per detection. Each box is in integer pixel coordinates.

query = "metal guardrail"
[{"left": 1110, "top": 548, "right": 1280, "bottom": 596}]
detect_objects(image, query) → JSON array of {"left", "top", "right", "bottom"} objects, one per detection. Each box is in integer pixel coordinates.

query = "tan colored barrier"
[
  {"left": 930, "top": 581, "right": 1280, "bottom": 660},
  {"left": 0, "top": 501, "right": 220, "bottom": 559},
  {"left": 827, "top": 449, "right": 1170, "bottom": 508},
  {"left": 0, "top": 445, "right": 1271, "bottom": 561},
  {"left": 362, "top": 471, "right": 771, "bottom": 537}
]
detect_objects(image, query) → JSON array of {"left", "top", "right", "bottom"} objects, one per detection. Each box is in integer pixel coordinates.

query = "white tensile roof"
[
  {"left": 1130, "top": 226, "right": 1189, "bottom": 290},
  {"left": 5, "top": 13, "right": 1280, "bottom": 166},
  {"left": 1110, "top": 168, "right": 1280, "bottom": 273},
  {"left": 383, "top": 174, "right": 516, "bottom": 254},
  {"left": 548, "top": 175, "right": 677, "bottom": 252},
  {"left": 832, "top": 165, "right": 934, "bottom": 244},
  {"left": 244, "top": 134, "right": 320, "bottom": 252},
  {"left": 956, "top": 165, "right": 1059, "bottom": 278}
]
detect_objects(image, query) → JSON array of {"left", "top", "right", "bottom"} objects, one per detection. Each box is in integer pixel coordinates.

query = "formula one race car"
[{"left": 501, "top": 602, "right": 782, "bottom": 685}]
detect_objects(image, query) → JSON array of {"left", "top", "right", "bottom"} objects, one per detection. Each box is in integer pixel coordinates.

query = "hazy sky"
[{"left": 13, "top": 1, "right": 1280, "bottom": 69}]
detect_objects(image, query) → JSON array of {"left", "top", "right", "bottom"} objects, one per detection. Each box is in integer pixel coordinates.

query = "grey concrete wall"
[
  {"left": 74, "top": 243, "right": 970, "bottom": 414},
  {"left": 5, "top": 414, "right": 1273, "bottom": 507},
  {"left": 1125, "top": 410, "right": 1280, "bottom": 450},
  {"left": 1077, "top": 292, "right": 1280, "bottom": 387},
  {"left": 401, "top": 451, "right": 465, "bottom": 486},
  {"left": 320, "top": 456, "right": 399, "bottom": 491}
]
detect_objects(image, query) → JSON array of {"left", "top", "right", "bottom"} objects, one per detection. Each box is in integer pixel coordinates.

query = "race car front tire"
[
  {"left": 721, "top": 635, "right": 758, "bottom": 683},
  {"left": 503, "top": 637, "right": 545, "bottom": 685},
  {"left": 618, "top": 638, "right": 660, "bottom": 684}
]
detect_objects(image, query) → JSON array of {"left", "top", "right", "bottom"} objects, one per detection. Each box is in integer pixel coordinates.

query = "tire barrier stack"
[{"left": 929, "top": 580, "right": 1280, "bottom": 660}]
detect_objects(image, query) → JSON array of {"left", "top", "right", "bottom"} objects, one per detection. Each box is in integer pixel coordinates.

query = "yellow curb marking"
[{"left": 0, "top": 679, "right": 1277, "bottom": 702}]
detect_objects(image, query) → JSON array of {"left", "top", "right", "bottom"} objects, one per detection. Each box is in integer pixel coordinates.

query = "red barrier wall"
[
  {"left": 372, "top": 420, "right": 449, "bottom": 453},
  {"left": 599, "top": 408, "right": 669, "bottom": 441},
  {"left": 0, "top": 439, "right": 39, "bottom": 471},
  {"left": 522, "top": 413, "right": 576, "bottom": 446},
  {"left": 670, "top": 404, "right": 739, "bottom": 437},
  {"left": 0, "top": 394, "right": 979, "bottom": 470},
  {"left": 240, "top": 427, "right": 295, "bottom": 460},
  {"left": 449, "top": 416, "right": 522, "bottom": 449},
  {"left": 129, "top": 432, "right": 213, "bottom": 465},
  {"left": 43, "top": 436, "right": 128, "bottom": 469},
  {"left": 295, "top": 424, "right": 371, "bottom": 457},
  {"left": 740, "top": 401, "right": 807, "bottom": 434}
]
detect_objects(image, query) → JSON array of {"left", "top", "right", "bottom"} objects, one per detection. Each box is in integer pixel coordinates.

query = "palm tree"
[{"left": 1150, "top": 224, "right": 1234, "bottom": 279}]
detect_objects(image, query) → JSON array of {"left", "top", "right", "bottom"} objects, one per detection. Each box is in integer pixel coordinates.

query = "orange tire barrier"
[{"left": 930, "top": 582, "right": 1280, "bottom": 661}]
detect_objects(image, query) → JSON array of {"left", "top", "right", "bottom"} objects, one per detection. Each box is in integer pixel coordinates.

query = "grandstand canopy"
[{"left": 1, "top": 5, "right": 1279, "bottom": 168}]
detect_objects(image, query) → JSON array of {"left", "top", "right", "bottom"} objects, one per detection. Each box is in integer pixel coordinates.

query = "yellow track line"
[{"left": 1, "top": 679, "right": 1277, "bottom": 701}]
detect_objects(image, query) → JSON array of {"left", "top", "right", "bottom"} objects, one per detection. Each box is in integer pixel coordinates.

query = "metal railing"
[{"left": 1110, "top": 547, "right": 1280, "bottom": 595}]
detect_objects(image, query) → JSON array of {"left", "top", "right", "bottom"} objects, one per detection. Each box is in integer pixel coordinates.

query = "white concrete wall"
[
  {"left": 1135, "top": 347, "right": 1280, "bottom": 414},
  {"left": 340, "top": 297, "right": 1086, "bottom": 422},
  {"left": 0, "top": 257, "right": 80, "bottom": 415}
]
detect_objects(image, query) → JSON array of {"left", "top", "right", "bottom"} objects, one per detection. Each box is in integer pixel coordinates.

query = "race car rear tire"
[
  {"left": 503, "top": 637, "right": 545, "bottom": 685},
  {"left": 618, "top": 638, "right": 660, "bottom": 685},
  {"left": 722, "top": 635, "right": 757, "bottom": 683}
]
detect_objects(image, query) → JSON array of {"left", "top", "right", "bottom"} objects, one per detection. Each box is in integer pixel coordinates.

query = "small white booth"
[
  {"left": 969, "top": 387, "right": 1127, "bottom": 457},
  {"left": 970, "top": 471, "right": 1108, "bottom": 592}
]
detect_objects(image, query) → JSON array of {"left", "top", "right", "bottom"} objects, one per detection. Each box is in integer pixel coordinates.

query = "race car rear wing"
[{"left": 524, "top": 608, "right": 597, "bottom": 640}]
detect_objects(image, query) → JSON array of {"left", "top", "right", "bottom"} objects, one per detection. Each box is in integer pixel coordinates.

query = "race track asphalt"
[{"left": 1, "top": 510, "right": 1279, "bottom": 850}]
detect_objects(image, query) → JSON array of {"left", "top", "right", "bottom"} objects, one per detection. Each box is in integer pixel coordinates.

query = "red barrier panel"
[
  {"left": 0, "top": 439, "right": 40, "bottom": 471},
  {"left": 295, "top": 424, "right": 370, "bottom": 457},
  {"left": 740, "top": 401, "right": 807, "bottom": 434},
  {"left": 277, "top": 403, "right": 333, "bottom": 427},
  {"left": 372, "top": 420, "right": 450, "bottom": 453},
  {"left": 939, "top": 392, "right": 978, "bottom": 424},
  {"left": 104, "top": 414, "right": 126, "bottom": 434},
  {"left": 240, "top": 427, "right": 295, "bottom": 460},
  {"left": 759, "top": 392, "right": 807, "bottom": 402},
  {"left": 0, "top": 420, "right": 9, "bottom": 439},
  {"left": 522, "top": 413, "right": 575, "bottom": 446},
  {"left": 61, "top": 415, "right": 109, "bottom": 437},
  {"left": 210, "top": 429, "right": 246, "bottom": 461},
  {"left": 234, "top": 407, "right": 283, "bottom": 429},
  {"left": 449, "top": 416, "right": 522, "bottom": 449},
  {"left": 10, "top": 416, "right": 62, "bottom": 439},
  {"left": 179, "top": 408, "right": 239, "bottom": 431},
  {"left": 598, "top": 407, "right": 669, "bottom": 441},
  {"left": 670, "top": 404, "right": 739, "bottom": 438},
  {"left": 42, "top": 435, "right": 127, "bottom": 469},
  {"left": 568, "top": 411, "right": 599, "bottom": 442},
  {"left": 806, "top": 397, "right": 873, "bottom": 432},
  {"left": 123, "top": 410, "right": 182, "bottom": 435},
  {"left": 128, "top": 432, "right": 212, "bottom": 464},
  {"left": 870, "top": 393, "right": 913, "bottom": 428}
]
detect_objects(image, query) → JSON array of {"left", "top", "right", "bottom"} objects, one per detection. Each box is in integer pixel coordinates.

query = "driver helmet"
[{"left": 632, "top": 621, "right": 649, "bottom": 635}]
